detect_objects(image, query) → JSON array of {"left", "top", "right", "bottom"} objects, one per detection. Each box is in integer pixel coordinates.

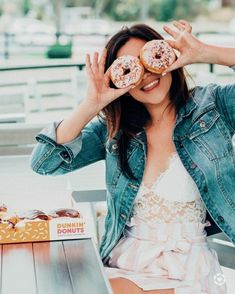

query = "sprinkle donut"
[
  {"left": 140, "top": 40, "right": 176, "bottom": 74},
  {"left": 110, "top": 55, "right": 144, "bottom": 89}
]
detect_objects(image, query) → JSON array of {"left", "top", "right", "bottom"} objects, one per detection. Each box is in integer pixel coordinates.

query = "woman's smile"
[{"left": 141, "top": 77, "right": 161, "bottom": 92}]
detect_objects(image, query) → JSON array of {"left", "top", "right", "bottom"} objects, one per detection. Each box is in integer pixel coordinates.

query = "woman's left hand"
[{"left": 162, "top": 20, "right": 205, "bottom": 73}]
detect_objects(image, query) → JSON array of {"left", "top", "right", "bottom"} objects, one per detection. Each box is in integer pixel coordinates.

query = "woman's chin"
[
  {"left": 140, "top": 92, "right": 167, "bottom": 105},
  {"left": 131, "top": 87, "right": 169, "bottom": 105}
]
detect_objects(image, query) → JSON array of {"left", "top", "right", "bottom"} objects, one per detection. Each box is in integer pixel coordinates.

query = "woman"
[{"left": 30, "top": 20, "right": 235, "bottom": 294}]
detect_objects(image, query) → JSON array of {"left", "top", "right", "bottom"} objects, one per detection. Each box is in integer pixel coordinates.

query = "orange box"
[{"left": 0, "top": 207, "right": 93, "bottom": 244}]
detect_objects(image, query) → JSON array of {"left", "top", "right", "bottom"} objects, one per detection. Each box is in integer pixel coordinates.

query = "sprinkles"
[
  {"left": 140, "top": 40, "right": 175, "bottom": 74},
  {"left": 110, "top": 55, "right": 144, "bottom": 89}
]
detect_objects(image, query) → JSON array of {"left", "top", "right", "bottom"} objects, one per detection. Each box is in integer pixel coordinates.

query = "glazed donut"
[
  {"left": 49, "top": 208, "right": 80, "bottom": 218},
  {"left": 1, "top": 213, "right": 20, "bottom": 228},
  {"left": 0, "top": 211, "right": 7, "bottom": 223},
  {"left": 0, "top": 204, "right": 7, "bottom": 212},
  {"left": 140, "top": 40, "right": 176, "bottom": 74},
  {"left": 110, "top": 55, "right": 144, "bottom": 89},
  {"left": 18, "top": 209, "right": 49, "bottom": 221}
]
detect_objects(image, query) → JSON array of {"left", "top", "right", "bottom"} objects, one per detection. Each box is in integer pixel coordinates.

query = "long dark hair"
[{"left": 98, "top": 24, "right": 190, "bottom": 180}]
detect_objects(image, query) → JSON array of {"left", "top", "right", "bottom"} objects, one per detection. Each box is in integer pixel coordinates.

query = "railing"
[
  {"left": 0, "top": 63, "right": 86, "bottom": 123},
  {"left": 0, "top": 63, "right": 85, "bottom": 71},
  {"left": 195, "top": 31, "right": 235, "bottom": 73},
  {"left": 0, "top": 29, "right": 234, "bottom": 123},
  {"left": 0, "top": 31, "right": 110, "bottom": 60},
  {"left": 1, "top": 30, "right": 234, "bottom": 73}
]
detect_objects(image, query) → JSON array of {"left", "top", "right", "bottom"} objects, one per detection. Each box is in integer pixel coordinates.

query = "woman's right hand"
[{"left": 84, "top": 48, "right": 134, "bottom": 113}]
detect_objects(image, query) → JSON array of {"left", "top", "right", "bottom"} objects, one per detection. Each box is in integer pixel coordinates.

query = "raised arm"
[
  {"left": 162, "top": 20, "right": 235, "bottom": 135},
  {"left": 56, "top": 49, "right": 133, "bottom": 145},
  {"left": 30, "top": 49, "right": 133, "bottom": 176},
  {"left": 162, "top": 20, "right": 235, "bottom": 72}
]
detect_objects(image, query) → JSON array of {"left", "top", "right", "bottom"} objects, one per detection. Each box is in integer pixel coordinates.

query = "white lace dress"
[{"left": 104, "top": 152, "right": 227, "bottom": 293}]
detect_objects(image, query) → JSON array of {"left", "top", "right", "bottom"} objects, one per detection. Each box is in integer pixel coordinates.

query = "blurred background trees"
[
  {"left": 98, "top": 0, "right": 212, "bottom": 21},
  {"left": 0, "top": 0, "right": 234, "bottom": 23},
  {"left": 148, "top": 0, "right": 203, "bottom": 21},
  {"left": 85, "top": 0, "right": 234, "bottom": 22}
]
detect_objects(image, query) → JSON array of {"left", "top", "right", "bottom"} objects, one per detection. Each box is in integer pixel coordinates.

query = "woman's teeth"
[{"left": 142, "top": 79, "right": 160, "bottom": 91}]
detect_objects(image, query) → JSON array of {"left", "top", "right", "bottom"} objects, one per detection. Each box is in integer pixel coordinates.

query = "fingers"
[
  {"left": 165, "top": 39, "right": 177, "bottom": 49},
  {"left": 161, "top": 59, "right": 182, "bottom": 75},
  {"left": 92, "top": 51, "right": 99, "bottom": 74},
  {"left": 165, "top": 40, "right": 180, "bottom": 60},
  {"left": 98, "top": 48, "right": 107, "bottom": 75},
  {"left": 104, "top": 66, "right": 112, "bottom": 87},
  {"left": 163, "top": 20, "right": 192, "bottom": 39},
  {"left": 85, "top": 54, "right": 95, "bottom": 79},
  {"left": 163, "top": 25, "right": 179, "bottom": 39},
  {"left": 114, "top": 85, "right": 134, "bottom": 99},
  {"left": 172, "top": 20, "right": 185, "bottom": 31},
  {"left": 172, "top": 20, "right": 192, "bottom": 33},
  {"left": 179, "top": 19, "right": 192, "bottom": 33},
  {"left": 86, "top": 48, "right": 108, "bottom": 79}
]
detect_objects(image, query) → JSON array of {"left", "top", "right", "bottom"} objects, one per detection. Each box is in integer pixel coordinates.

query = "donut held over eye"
[
  {"left": 110, "top": 55, "right": 144, "bottom": 89},
  {"left": 140, "top": 40, "right": 176, "bottom": 74}
]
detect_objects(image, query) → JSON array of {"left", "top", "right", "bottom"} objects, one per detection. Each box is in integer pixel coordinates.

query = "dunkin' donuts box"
[{"left": 0, "top": 204, "right": 96, "bottom": 244}]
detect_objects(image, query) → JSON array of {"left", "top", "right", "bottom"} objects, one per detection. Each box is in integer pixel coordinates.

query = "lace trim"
[
  {"left": 130, "top": 189, "right": 207, "bottom": 225},
  {"left": 130, "top": 151, "right": 207, "bottom": 225},
  {"left": 142, "top": 152, "right": 178, "bottom": 189}
]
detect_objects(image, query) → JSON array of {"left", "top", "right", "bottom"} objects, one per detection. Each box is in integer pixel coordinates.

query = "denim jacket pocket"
[{"left": 188, "top": 108, "right": 231, "bottom": 160}]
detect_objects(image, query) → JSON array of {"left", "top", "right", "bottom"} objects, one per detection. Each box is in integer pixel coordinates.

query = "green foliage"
[
  {"left": 148, "top": 0, "right": 176, "bottom": 21},
  {"left": 104, "top": 0, "right": 140, "bottom": 21},
  {"left": 101, "top": 0, "right": 205, "bottom": 21},
  {"left": 65, "top": 0, "right": 96, "bottom": 7},
  {"left": 149, "top": 0, "right": 203, "bottom": 21},
  {"left": 46, "top": 42, "right": 72, "bottom": 59},
  {"left": 22, "top": 0, "right": 31, "bottom": 16}
]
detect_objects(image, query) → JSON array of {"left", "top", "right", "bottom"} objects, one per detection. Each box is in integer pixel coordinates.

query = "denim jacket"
[{"left": 30, "top": 66, "right": 235, "bottom": 264}]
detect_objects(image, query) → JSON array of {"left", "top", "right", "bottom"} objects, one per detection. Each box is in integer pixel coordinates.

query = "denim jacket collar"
[{"left": 178, "top": 93, "right": 198, "bottom": 119}]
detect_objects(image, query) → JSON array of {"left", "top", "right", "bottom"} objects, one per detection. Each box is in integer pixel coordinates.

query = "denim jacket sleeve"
[
  {"left": 209, "top": 65, "right": 235, "bottom": 135},
  {"left": 30, "top": 116, "right": 107, "bottom": 175}
]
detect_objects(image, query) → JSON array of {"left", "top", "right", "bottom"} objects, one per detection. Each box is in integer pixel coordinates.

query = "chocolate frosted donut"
[
  {"left": 49, "top": 208, "right": 80, "bottom": 218},
  {"left": 110, "top": 55, "right": 144, "bottom": 89},
  {"left": 140, "top": 40, "right": 176, "bottom": 74},
  {"left": 0, "top": 205, "right": 8, "bottom": 224},
  {"left": 1, "top": 213, "right": 20, "bottom": 228},
  {"left": 18, "top": 209, "right": 49, "bottom": 221}
]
